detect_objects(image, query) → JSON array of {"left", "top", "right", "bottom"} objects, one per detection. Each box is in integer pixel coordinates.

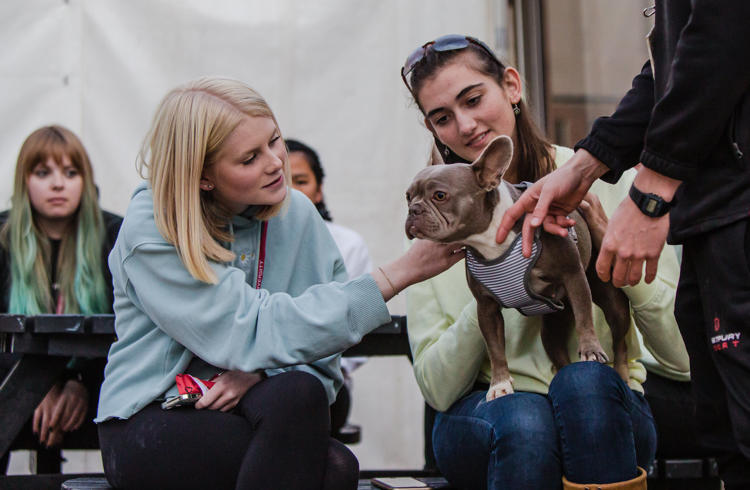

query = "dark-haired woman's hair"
[
  {"left": 285, "top": 139, "right": 333, "bottom": 221},
  {"left": 408, "top": 43, "right": 555, "bottom": 182}
]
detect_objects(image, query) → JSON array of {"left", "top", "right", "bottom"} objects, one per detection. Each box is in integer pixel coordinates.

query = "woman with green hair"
[{"left": 0, "top": 125, "right": 121, "bottom": 472}]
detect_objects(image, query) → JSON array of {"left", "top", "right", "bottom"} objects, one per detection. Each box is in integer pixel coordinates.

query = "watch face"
[{"left": 629, "top": 184, "right": 672, "bottom": 218}]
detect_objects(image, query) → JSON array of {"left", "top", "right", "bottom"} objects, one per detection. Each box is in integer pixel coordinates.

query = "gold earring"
[{"left": 512, "top": 103, "right": 521, "bottom": 116}]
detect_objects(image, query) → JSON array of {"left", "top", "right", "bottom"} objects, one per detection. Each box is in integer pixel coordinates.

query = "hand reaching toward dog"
[
  {"left": 375, "top": 240, "right": 465, "bottom": 301},
  {"left": 496, "top": 149, "right": 608, "bottom": 256},
  {"left": 195, "top": 370, "right": 264, "bottom": 412},
  {"left": 33, "top": 379, "right": 89, "bottom": 447}
]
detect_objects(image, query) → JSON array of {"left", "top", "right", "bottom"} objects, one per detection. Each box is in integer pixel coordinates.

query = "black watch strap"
[{"left": 628, "top": 184, "right": 674, "bottom": 218}]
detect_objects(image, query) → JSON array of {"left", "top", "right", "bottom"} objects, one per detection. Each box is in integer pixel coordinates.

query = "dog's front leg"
[
  {"left": 476, "top": 296, "right": 514, "bottom": 401},
  {"left": 563, "top": 268, "right": 609, "bottom": 364}
]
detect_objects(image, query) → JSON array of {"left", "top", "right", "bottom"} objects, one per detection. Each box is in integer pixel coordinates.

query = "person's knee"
[
  {"left": 491, "top": 397, "right": 558, "bottom": 454},
  {"left": 282, "top": 370, "right": 328, "bottom": 405},
  {"left": 549, "top": 362, "right": 626, "bottom": 402},
  {"left": 247, "top": 370, "right": 329, "bottom": 422},
  {"left": 323, "top": 439, "right": 359, "bottom": 490}
]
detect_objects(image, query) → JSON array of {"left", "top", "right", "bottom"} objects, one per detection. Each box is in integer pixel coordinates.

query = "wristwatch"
[{"left": 628, "top": 184, "right": 675, "bottom": 218}]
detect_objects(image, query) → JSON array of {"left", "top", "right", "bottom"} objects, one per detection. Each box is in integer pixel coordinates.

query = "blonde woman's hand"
[
  {"left": 401, "top": 239, "right": 465, "bottom": 283},
  {"left": 195, "top": 370, "right": 264, "bottom": 412},
  {"left": 375, "top": 240, "right": 465, "bottom": 301}
]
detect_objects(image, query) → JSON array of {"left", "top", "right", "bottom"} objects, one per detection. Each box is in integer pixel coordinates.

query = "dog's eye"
[{"left": 433, "top": 191, "right": 447, "bottom": 201}]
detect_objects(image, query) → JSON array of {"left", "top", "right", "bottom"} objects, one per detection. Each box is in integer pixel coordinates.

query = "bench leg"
[{"left": 33, "top": 447, "right": 64, "bottom": 474}]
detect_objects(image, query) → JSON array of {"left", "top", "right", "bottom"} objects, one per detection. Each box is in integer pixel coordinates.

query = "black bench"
[
  {"left": 0, "top": 314, "right": 409, "bottom": 475},
  {"left": 0, "top": 314, "right": 724, "bottom": 488}
]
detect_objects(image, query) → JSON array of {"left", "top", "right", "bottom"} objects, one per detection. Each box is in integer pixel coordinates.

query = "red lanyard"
[
  {"left": 55, "top": 291, "right": 64, "bottom": 314},
  {"left": 255, "top": 221, "right": 268, "bottom": 289}
]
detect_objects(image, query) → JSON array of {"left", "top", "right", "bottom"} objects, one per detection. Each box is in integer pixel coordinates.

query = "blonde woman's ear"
[{"left": 200, "top": 179, "right": 214, "bottom": 191}]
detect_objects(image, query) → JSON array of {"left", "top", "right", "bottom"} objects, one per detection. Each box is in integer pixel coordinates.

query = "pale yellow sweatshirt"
[{"left": 406, "top": 146, "right": 690, "bottom": 412}]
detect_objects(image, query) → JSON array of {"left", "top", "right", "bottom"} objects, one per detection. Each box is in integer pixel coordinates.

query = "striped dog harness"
[{"left": 466, "top": 230, "right": 564, "bottom": 316}]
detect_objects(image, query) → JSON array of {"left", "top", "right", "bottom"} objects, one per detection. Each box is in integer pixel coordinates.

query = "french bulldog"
[{"left": 405, "top": 135, "right": 630, "bottom": 401}]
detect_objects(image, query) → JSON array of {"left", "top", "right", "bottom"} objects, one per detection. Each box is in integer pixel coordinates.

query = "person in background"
[
  {"left": 401, "top": 34, "right": 688, "bottom": 489},
  {"left": 286, "top": 138, "right": 373, "bottom": 441},
  {"left": 0, "top": 125, "right": 121, "bottom": 473},
  {"left": 287, "top": 139, "right": 373, "bottom": 277},
  {"left": 95, "top": 77, "right": 462, "bottom": 490}
]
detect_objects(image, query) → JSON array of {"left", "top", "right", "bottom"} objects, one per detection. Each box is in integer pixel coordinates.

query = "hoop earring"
[{"left": 512, "top": 103, "right": 521, "bottom": 116}]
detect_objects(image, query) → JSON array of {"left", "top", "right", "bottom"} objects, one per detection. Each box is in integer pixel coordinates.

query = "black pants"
[
  {"left": 675, "top": 219, "right": 750, "bottom": 488},
  {"left": 98, "top": 371, "right": 358, "bottom": 490},
  {"left": 642, "top": 371, "right": 713, "bottom": 459}
]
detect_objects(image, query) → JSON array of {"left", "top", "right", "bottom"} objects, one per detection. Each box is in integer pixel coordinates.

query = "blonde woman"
[
  {"left": 95, "top": 77, "right": 462, "bottom": 490},
  {"left": 0, "top": 125, "right": 121, "bottom": 472}
]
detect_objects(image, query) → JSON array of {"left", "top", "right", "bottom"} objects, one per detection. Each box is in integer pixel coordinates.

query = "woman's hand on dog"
[{"left": 376, "top": 240, "right": 465, "bottom": 301}]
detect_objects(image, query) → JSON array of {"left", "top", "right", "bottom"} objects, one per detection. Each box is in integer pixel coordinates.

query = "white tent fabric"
[{"left": 0, "top": 0, "right": 499, "bottom": 469}]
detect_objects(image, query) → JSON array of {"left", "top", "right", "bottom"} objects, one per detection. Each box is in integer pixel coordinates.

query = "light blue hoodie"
[{"left": 96, "top": 184, "right": 390, "bottom": 421}]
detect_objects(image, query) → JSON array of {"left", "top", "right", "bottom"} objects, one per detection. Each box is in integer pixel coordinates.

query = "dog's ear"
[
  {"left": 429, "top": 143, "right": 445, "bottom": 166},
  {"left": 471, "top": 135, "right": 513, "bottom": 191}
]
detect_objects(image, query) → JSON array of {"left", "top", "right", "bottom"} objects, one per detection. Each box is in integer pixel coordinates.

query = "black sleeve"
[
  {"left": 577, "top": 1, "right": 750, "bottom": 183},
  {"left": 640, "top": 0, "right": 750, "bottom": 181},
  {"left": 101, "top": 210, "right": 123, "bottom": 312},
  {"left": 575, "top": 61, "right": 655, "bottom": 184}
]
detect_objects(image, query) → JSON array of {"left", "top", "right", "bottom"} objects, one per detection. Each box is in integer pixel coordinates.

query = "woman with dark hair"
[
  {"left": 0, "top": 125, "right": 121, "bottom": 472},
  {"left": 402, "top": 35, "right": 689, "bottom": 489}
]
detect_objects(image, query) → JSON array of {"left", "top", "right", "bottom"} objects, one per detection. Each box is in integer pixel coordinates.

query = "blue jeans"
[{"left": 432, "top": 362, "right": 656, "bottom": 490}]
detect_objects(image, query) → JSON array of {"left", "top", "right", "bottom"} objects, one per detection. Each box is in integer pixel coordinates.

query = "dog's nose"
[{"left": 408, "top": 203, "right": 424, "bottom": 216}]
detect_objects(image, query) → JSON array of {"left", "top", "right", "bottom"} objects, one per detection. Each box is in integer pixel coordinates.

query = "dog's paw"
[
  {"left": 486, "top": 378, "right": 514, "bottom": 401},
  {"left": 579, "top": 345, "right": 609, "bottom": 363}
]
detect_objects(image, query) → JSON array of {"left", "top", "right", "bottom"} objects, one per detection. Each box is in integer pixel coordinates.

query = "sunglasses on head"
[{"left": 400, "top": 34, "right": 503, "bottom": 93}]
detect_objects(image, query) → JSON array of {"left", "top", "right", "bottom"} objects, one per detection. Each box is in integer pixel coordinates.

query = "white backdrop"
[{"left": 1, "top": 0, "right": 502, "bottom": 470}]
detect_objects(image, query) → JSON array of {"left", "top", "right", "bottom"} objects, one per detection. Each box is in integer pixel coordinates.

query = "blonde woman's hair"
[
  {"left": 0, "top": 125, "right": 109, "bottom": 314},
  {"left": 137, "top": 77, "right": 290, "bottom": 284}
]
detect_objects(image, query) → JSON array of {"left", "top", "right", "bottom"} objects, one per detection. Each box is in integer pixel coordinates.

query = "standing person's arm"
[
  {"left": 502, "top": 1, "right": 750, "bottom": 284},
  {"left": 497, "top": 62, "right": 657, "bottom": 251},
  {"left": 576, "top": 62, "right": 656, "bottom": 183},
  {"left": 598, "top": 0, "right": 750, "bottom": 286}
]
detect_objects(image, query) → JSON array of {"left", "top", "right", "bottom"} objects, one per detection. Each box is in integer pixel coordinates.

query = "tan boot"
[{"left": 562, "top": 467, "right": 647, "bottom": 490}]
